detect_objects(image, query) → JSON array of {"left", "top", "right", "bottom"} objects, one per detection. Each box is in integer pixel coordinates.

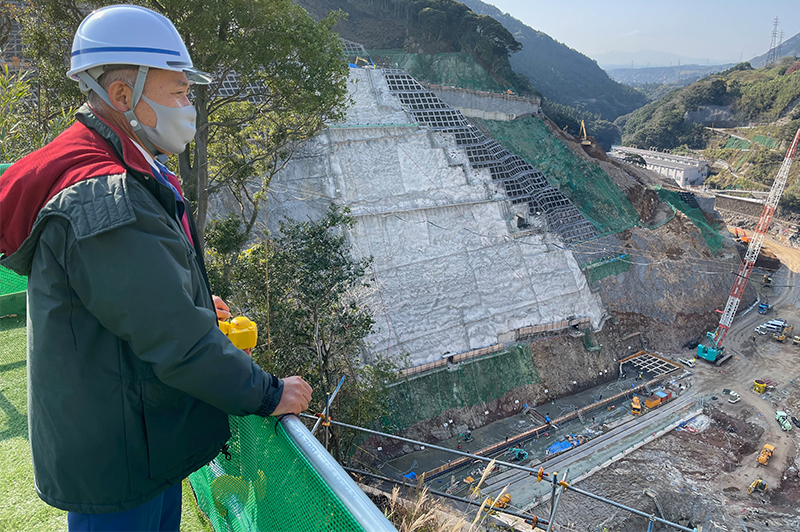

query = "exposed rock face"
[{"left": 595, "top": 222, "right": 747, "bottom": 350}]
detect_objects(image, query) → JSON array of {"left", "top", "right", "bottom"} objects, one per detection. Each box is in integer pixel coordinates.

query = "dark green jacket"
[{"left": 0, "top": 106, "right": 282, "bottom": 513}]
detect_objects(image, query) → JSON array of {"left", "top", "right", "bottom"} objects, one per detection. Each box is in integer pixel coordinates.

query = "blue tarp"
[{"left": 546, "top": 441, "right": 574, "bottom": 455}]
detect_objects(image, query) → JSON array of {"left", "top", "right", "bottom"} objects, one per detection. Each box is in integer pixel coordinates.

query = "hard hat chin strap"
[{"left": 77, "top": 65, "right": 167, "bottom": 162}]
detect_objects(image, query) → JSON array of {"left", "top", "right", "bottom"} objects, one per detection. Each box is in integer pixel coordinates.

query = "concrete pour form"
[{"left": 266, "top": 69, "right": 604, "bottom": 367}]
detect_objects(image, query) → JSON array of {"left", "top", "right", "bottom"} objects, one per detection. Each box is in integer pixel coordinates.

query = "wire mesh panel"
[
  {"left": 380, "top": 69, "right": 599, "bottom": 244},
  {"left": 188, "top": 415, "right": 369, "bottom": 532}
]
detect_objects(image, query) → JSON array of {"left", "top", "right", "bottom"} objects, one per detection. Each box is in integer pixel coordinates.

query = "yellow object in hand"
[{"left": 218, "top": 316, "right": 258, "bottom": 350}]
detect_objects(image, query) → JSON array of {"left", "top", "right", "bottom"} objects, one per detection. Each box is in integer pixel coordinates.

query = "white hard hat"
[{"left": 67, "top": 4, "right": 211, "bottom": 85}]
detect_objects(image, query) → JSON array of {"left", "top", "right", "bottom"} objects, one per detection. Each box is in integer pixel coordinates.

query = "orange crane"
[{"left": 697, "top": 125, "right": 800, "bottom": 365}]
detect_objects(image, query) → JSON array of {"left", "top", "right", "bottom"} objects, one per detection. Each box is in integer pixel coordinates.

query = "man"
[{"left": 0, "top": 5, "right": 312, "bottom": 531}]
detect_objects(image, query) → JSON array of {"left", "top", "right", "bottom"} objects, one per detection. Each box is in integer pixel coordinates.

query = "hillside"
[
  {"left": 750, "top": 30, "right": 800, "bottom": 68},
  {"left": 618, "top": 59, "right": 800, "bottom": 151},
  {"left": 458, "top": 0, "right": 648, "bottom": 121},
  {"left": 618, "top": 58, "right": 800, "bottom": 208}
]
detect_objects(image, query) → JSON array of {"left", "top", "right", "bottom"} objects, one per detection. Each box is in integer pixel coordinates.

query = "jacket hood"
[{"left": 0, "top": 105, "right": 153, "bottom": 261}]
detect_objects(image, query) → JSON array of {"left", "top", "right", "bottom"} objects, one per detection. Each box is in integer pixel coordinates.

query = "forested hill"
[
  {"left": 458, "top": 0, "right": 647, "bottom": 120},
  {"left": 618, "top": 59, "right": 800, "bottom": 151},
  {"left": 296, "top": 0, "right": 532, "bottom": 95}
]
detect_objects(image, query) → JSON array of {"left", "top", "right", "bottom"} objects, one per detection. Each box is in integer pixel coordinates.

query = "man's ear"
[{"left": 106, "top": 80, "right": 133, "bottom": 113}]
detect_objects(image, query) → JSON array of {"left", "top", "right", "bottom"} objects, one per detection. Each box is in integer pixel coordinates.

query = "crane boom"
[{"left": 705, "top": 125, "right": 800, "bottom": 353}]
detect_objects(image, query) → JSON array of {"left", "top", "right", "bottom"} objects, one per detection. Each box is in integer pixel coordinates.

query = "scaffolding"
[{"left": 382, "top": 70, "right": 598, "bottom": 244}]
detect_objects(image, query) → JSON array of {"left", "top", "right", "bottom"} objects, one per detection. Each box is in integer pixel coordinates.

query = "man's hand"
[
  {"left": 212, "top": 295, "right": 230, "bottom": 321},
  {"left": 270, "top": 376, "right": 313, "bottom": 417}
]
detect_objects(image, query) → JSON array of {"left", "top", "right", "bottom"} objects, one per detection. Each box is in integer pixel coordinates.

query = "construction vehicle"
[
  {"left": 757, "top": 444, "right": 775, "bottom": 466},
  {"left": 793, "top": 335, "right": 800, "bottom": 346},
  {"left": 456, "top": 431, "right": 473, "bottom": 443},
  {"left": 774, "top": 324, "right": 793, "bottom": 342},
  {"left": 631, "top": 396, "right": 642, "bottom": 415},
  {"left": 506, "top": 447, "right": 528, "bottom": 462},
  {"left": 579, "top": 120, "right": 592, "bottom": 146},
  {"left": 484, "top": 493, "right": 511, "bottom": 513},
  {"left": 697, "top": 125, "right": 800, "bottom": 365},
  {"left": 758, "top": 302, "right": 772, "bottom": 314},
  {"left": 776, "top": 411, "right": 793, "bottom": 431},
  {"left": 749, "top": 479, "right": 768, "bottom": 494},
  {"left": 763, "top": 274, "right": 774, "bottom": 286}
]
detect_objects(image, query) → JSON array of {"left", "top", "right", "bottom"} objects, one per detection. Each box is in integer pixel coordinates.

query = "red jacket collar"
[{"left": 0, "top": 106, "right": 155, "bottom": 258}]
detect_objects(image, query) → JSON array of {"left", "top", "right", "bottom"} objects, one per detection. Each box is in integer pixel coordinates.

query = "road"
[{"left": 480, "top": 391, "right": 702, "bottom": 504}]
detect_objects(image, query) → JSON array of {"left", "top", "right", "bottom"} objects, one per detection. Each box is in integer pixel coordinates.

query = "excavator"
[
  {"left": 774, "top": 324, "right": 793, "bottom": 342},
  {"left": 579, "top": 120, "right": 592, "bottom": 146},
  {"left": 749, "top": 479, "right": 768, "bottom": 494}
]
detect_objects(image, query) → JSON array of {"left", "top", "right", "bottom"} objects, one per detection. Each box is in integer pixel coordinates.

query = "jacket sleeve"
[{"left": 59, "top": 193, "right": 282, "bottom": 417}]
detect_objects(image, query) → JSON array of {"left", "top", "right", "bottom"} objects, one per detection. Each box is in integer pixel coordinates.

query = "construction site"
[
  {"left": 3, "top": 37, "right": 800, "bottom": 532},
  {"left": 249, "top": 44, "right": 800, "bottom": 530}
]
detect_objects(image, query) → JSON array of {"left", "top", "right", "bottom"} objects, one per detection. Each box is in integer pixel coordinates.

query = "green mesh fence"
[
  {"left": 1, "top": 267, "right": 26, "bottom": 296},
  {"left": 655, "top": 187, "right": 726, "bottom": 254},
  {"left": 188, "top": 415, "right": 366, "bottom": 532},
  {"left": 365, "top": 50, "right": 503, "bottom": 92},
  {"left": 724, "top": 138, "right": 752, "bottom": 150},
  {"left": 753, "top": 135, "right": 779, "bottom": 149},
  {"left": 484, "top": 117, "right": 641, "bottom": 237},
  {"left": 384, "top": 344, "right": 540, "bottom": 431},
  {"left": 584, "top": 255, "right": 632, "bottom": 283}
]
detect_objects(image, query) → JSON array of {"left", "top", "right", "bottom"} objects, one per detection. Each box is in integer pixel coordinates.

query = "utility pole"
[{"left": 767, "top": 16, "right": 780, "bottom": 66}]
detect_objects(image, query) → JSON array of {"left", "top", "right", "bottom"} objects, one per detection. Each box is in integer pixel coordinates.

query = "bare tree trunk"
[{"left": 193, "top": 85, "right": 210, "bottom": 249}]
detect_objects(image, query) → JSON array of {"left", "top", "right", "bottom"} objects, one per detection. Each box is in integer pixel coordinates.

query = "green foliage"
[
  {"left": 20, "top": 0, "right": 350, "bottom": 246},
  {"left": 0, "top": 66, "right": 75, "bottom": 162},
  {"left": 620, "top": 63, "right": 800, "bottom": 151},
  {"left": 206, "top": 205, "right": 393, "bottom": 459}
]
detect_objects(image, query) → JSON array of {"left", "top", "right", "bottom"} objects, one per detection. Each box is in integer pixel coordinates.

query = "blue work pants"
[{"left": 67, "top": 483, "right": 181, "bottom": 532}]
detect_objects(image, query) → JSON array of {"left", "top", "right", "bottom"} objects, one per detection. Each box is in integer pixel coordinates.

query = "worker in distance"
[{"left": 0, "top": 5, "right": 312, "bottom": 531}]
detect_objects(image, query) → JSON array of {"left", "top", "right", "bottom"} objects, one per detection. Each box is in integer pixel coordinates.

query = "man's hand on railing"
[{"left": 271, "top": 376, "right": 313, "bottom": 416}]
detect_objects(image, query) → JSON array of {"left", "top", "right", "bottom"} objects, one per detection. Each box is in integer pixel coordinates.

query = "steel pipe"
[{"left": 279, "top": 415, "right": 397, "bottom": 532}]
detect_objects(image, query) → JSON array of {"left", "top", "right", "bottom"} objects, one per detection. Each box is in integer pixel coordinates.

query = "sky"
[{"left": 485, "top": 0, "right": 800, "bottom": 67}]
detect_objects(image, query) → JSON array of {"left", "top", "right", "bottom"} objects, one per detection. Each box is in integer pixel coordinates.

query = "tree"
[
  {"left": 19, "top": 0, "right": 350, "bottom": 246},
  {"left": 208, "top": 205, "right": 395, "bottom": 460},
  {"left": 623, "top": 153, "right": 647, "bottom": 167},
  {"left": 0, "top": 66, "right": 74, "bottom": 163}
]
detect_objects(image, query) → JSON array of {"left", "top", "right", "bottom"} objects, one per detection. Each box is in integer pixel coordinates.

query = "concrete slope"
[{"left": 266, "top": 68, "right": 604, "bottom": 366}]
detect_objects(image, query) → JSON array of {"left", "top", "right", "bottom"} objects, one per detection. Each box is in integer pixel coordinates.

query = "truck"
[
  {"left": 757, "top": 444, "right": 775, "bottom": 466},
  {"left": 776, "top": 411, "right": 793, "bottom": 431},
  {"left": 758, "top": 303, "right": 772, "bottom": 314}
]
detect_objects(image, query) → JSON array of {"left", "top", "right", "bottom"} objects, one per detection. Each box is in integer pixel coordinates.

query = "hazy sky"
[{"left": 485, "top": 0, "right": 800, "bottom": 65}]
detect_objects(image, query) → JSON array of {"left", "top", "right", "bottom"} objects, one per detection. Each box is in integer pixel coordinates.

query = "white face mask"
[{"left": 139, "top": 94, "right": 197, "bottom": 155}]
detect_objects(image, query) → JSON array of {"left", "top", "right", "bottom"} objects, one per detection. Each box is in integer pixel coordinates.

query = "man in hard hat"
[{"left": 0, "top": 5, "right": 312, "bottom": 531}]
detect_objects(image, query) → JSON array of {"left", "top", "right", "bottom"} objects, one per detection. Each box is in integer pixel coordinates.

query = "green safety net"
[
  {"left": 753, "top": 135, "right": 779, "bottom": 149},
  {"left": 584, "top": 255, "right": 632, "bottom": 283},
  {"left": 384, "top": 345, "right": 540, "bottom": 431},
  {"left": 724, "top": 138, "right": 752, "bottom": 150},
  {"left": 188, "top": 415, "right": 367, "bottom": 532},
  {"left": 364, "top": 50, "right": 503, "bottom": 92},
  {"left": 1, "top": 267, "right": 26, "bottom": 296},
  {"left": 654, "top": 187, "right": 726, "bottom": 254},
  {"left": 484, "top": 116, "right": 641, "bottom": 237}
]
